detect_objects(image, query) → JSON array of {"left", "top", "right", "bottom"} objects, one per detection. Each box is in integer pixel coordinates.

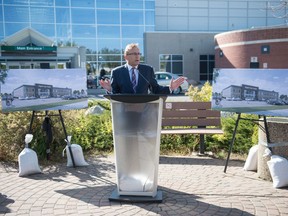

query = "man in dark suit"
[
  {"left": 99, "top": 44, "right": 187, "bottom": 190},
  {"left": 100, "top": 43, "right": 186, "bottom": 94}
]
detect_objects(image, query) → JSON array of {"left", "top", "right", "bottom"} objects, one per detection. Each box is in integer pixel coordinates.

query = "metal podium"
[{"left": 104, "top": 95, "right": 166, "bottom": 202}]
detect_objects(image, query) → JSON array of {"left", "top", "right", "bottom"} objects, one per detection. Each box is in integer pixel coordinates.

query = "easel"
[
  {"left": 28, "top": 109, "right": 76, "bottom": 168},
  {"left": 224, "top": 113, "right": 271, "bottom": 173}
]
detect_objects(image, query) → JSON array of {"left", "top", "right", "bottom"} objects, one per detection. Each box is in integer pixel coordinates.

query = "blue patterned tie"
[{"left": 131, "top": 68, "right": 137, "bottom": 93}]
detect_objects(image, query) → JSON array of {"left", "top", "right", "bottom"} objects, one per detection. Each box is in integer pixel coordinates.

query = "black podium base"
[{"left": 109, "top": 189, "right": 163, "bottom": 203}]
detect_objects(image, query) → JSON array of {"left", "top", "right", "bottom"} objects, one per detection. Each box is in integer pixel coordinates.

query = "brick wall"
[{"left": 215, "top": 26, "right": 288, "bottom": 69}]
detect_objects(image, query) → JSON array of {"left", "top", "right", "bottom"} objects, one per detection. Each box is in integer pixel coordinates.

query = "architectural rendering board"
[
  {"left": 1, "top": 69, "right": 88, "bottom": 112},
  {"left": 212, "top": 69, "right": 288, "bottom": 117}
]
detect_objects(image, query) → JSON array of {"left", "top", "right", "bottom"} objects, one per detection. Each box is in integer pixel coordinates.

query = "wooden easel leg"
[{"left": 224, "top": 113, "right": 241, "bottom": 173}]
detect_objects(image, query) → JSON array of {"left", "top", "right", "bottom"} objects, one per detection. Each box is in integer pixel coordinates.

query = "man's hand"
[
  {"left": 99, "top": 79, "right": 112, "bottom": 92},
  {"left": 169, "top": 76, "right": 187, "bottom": 91}
]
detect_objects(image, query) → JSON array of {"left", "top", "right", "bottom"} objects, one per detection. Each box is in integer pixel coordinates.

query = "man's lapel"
[{"left": 124, "top": 64, "right": 133, "bottom": 91}]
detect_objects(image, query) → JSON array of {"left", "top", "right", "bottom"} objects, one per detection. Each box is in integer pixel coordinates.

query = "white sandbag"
[
  {"left": 267, "top": 155, "right": 288, "bottom": 188},
  {"left": 18, "top": 134, "right": 41, "bottom": 177},
  {"left": 64, "top": 144, "right": 89, "bottom": 167},
  {"left": 18, "top": 148, "right": 42, "bottom": 177},
  {"left": 243, "top": 145, "right": 258, "bottom": 171}
]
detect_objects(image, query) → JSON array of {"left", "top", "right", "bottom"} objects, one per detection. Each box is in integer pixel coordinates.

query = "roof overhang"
[{"left": 1, "top": 27, "right": 54, "bottom": 46}]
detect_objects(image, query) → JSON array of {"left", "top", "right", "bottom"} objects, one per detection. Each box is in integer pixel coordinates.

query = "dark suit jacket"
[{"left": 110, "top": 64, "right": 170, "bottom": 94}]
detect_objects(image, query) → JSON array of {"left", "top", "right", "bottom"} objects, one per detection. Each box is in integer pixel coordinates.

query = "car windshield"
[{"left": 159, "top": 74, "right": 170, "bottom": 80}]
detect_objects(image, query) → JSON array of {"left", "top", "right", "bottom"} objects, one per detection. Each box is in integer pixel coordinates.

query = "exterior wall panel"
[{"left": 145, "top": 32, "right": 216, "bottom": 82}]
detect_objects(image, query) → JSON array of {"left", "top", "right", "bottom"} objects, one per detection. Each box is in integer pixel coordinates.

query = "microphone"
[
  {"left": 138, "top": 71, "right": 153, "bottom": 94},
  {"left": 138, "top": 71, "right": 151, "bottom": 86}
]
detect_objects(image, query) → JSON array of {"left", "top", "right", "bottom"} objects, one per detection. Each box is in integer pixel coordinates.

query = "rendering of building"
[
  {"left": 0, "top": 0, "right": 286, "bottom": 85},
  {"left": 221, "top": 84, "right": 279, "bottom": 101},
  {"left": 13, "top": 83, "right": 72, "bottom": 99}
]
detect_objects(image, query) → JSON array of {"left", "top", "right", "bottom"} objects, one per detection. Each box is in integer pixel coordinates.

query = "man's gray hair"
[{"left": 124, "top": 43, "right": 139, "bottom": 56}]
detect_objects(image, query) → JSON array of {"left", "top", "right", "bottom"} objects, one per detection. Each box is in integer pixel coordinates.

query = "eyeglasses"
[{"left": 126, "top": 52, "right": 141, "bottom": 56}]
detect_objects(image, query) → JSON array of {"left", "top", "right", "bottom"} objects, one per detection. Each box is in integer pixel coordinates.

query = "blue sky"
[
  {"left": 1, "top": 69, "right": 87, "bottom": 94},
  {"left": 212, "top": 69, "right": 288, "bottom": 96}
]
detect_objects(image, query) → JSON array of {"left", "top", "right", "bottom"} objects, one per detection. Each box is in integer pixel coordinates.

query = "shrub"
[
  {"left": 68, "top": 108, "right": 113, "bottom": 152},
  {"left": 0, "top": 94, "right": 258, "bottom": 162},
  {"left": 160, "top": 133, "right": 198, "bottom": 155},
  {"left": 186, "top": 81, "right": 212, "bottom": 102},
  {"left": 0, "top": 111, "right": 32, "bottom": 161},
  {"left": 206, "top": 113, "right": 258, "bottom": 155},
  {"left": 0, "top": 100, "right": 113, "bottom": 162}
]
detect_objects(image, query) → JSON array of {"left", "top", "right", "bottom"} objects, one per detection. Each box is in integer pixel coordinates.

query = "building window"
[
  {"left": 261, "top": 45, "right": 270, "bottom": 54},
  {"left": 199, "top": 55, "right": 214, "bottom": 82},
  {"left": 159, "top": 54, "right": 183, "bottom": 75},
  {"left": 219, "top": 50, "right": 223, "bottom": 57}
]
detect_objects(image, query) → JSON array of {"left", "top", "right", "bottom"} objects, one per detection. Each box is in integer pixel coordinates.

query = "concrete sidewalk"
[{"left": 1, "top": 155, "right": 288, "bottom": 216}]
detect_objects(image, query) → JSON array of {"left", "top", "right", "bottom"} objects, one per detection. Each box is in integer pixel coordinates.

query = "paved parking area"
[{"left": 1, "top": 155, "right": 288, "bottom": 216}]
